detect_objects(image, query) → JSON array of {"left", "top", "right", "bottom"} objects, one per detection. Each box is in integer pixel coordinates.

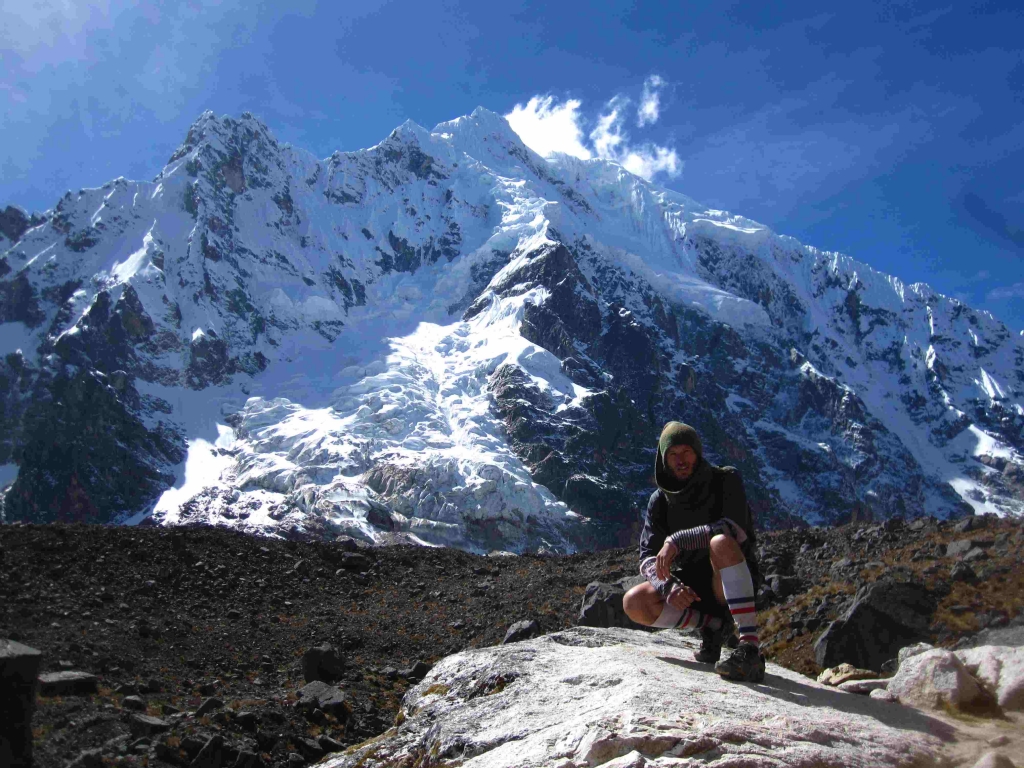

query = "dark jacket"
[{"left": 639, "top": 457, "right": 760, "bottom": 582}]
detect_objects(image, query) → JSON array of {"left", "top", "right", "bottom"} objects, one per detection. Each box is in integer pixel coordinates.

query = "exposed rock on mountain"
[{"left": 1, "top": 109, "right": 1022, "bottom": 548}]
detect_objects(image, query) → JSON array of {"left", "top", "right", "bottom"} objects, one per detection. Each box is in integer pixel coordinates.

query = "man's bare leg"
[
  {"left": 622, "top": 581, "right": 667, "bottom": 626},
  {"left": 623, "top": 580, "right": 725, "bottom": 630}
]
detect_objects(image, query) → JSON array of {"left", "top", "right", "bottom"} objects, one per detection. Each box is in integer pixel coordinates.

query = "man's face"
[{"left": 665, "top": 444, "right": 698, "bottom": 481}]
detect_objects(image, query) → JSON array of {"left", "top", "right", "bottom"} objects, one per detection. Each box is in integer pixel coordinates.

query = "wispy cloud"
[
  {"left": 505, "top": 80, "right": 681, "bottom": 182},
  {"left": 988, "top": 282, "right": 1024, "bottom": 301},
  {"left": 637, "top": 75, "right": 665, "bottom": 128},
  {"left": 589, "top": 96, "right": 680, "bottom": 179}
]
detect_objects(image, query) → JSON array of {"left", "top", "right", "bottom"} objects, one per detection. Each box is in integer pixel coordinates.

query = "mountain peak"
[{"left": 168, "top": 111, "right": 280, "bottom": 165}]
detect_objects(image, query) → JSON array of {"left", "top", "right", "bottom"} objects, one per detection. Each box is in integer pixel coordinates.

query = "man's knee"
[
  {"left": 709, "top": 533, "right": 744, "bottom": 567},
  {"left": 622, "top": 583, "right": 657, "bottom": 624}
]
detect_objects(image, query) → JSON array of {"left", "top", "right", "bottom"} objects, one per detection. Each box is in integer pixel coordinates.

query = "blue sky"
[{"left": 2, "top": 0, "right": 1023, "bottom": 330}]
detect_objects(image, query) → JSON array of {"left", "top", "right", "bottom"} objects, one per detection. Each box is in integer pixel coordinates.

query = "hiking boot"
[
  {"left": 714, "top": 642, "right": 766, "bottom": 683},
  {"left": 694, "top": 623, "right": 728, "bottom": 664}
]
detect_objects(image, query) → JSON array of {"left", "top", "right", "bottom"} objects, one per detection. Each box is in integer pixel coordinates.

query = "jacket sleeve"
[{"left": 638, "top": 490, "right": 668, "bottom": 563}]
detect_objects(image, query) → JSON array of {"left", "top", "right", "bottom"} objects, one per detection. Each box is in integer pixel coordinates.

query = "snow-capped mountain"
[{"left": 1, "top": 109, "right": 1021, "bottom": 551}]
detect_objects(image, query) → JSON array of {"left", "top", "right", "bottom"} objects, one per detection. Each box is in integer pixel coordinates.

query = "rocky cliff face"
[{"left": 1, "top": 109, "right": 1021, "bottom": 548}]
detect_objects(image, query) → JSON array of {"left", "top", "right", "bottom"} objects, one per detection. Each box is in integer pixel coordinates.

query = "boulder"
[
  {"left": 503, "top": 619, "right": 542, "bottom": 644},
  {"left": 37, "top": 670, "right": 98, "bottom": 696},
  {"left": 578, "top": 575, "right": 644, "bottom": 629},
  {"left": 814, "top": 580, "right": 935, "bottom": 672},
  {"left": 400, "top": 661, "right": 431, "bottom": 682},
  {"left": 0, "top": 639, "right": 42, "bottom": 768},
  {"left": 190, "top": 734, "right": 226, "bottom": 768},
  {"left": 321, "top": 627, "right": 947, "bottom": 768},
  {"left": 946, "top": 539, "right": 975, "bottom": 558},
  {"left": 127, "top": 714, "right": 170, "bottom": 737},
  {"left": 296, "top": 681, "right": 349, "bottom": 719},
  {"left": 338, "top": 552, "right": 372, "bottom": 572},
  {"left": 956, "top": 646, "right": 1024, "bottom": 711},
  {"left": 887, "top": 649, "right": 989, "bottom": 713},
  {"left": 302, "top": 644, "right": 345, "bottom": 683}
]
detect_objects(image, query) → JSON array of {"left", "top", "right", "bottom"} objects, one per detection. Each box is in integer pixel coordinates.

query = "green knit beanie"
[{"left": 658, "top": 421, "right": 703, "bottom": 460}]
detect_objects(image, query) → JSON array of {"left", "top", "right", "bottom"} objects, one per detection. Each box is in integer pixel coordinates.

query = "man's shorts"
[{"left": 671, "top": 557, "right": 731, "bottom": 620}]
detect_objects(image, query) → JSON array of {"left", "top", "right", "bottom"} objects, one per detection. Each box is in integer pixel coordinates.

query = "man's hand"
[
  {"left": 666, "top": 583, "right": 700, "bottom": 610},
  {"left": 655, "top": 539, "right": 679, "bottom": 581}
]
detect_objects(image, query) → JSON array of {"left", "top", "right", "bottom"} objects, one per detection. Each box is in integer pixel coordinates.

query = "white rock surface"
[
  {"left": 871, "top": 688, "right": 898, "bottom": 702},
  {"left": 323, "top": 627, "right": 951, "bottom": 768},
  {"left": 888, "top": 649, "right": 986, "bottom": 712},
  {"left": 956, "top": 646, "right": 1024, "bottom": 711},
  {"left": 970, "top": 751, "right": 1017, "bottom": 768},
  {"left": 898, "top": 643, "right": 936, "bottom": 667}
]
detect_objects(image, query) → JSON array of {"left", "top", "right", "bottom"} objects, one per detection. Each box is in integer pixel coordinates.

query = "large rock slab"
[
  {"left": 956, "top": 646, "right": 1024, "bottom": 711},
  {"left": 323, "top": 627, "right": 952, "bottom": 768}
]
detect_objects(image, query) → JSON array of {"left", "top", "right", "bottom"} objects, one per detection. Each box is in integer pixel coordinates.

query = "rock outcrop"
[{"left": 326, "top": 626, "right": 952, "bottom": 768}]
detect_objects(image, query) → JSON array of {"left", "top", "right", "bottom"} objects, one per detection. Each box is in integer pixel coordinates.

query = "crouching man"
[{"left": 623, "top": 421, "right": 765, "bottom": 682}]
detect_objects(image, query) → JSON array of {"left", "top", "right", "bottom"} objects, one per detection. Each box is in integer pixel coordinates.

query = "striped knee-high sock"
[
  {"left": 653, "top": 604, "right": 724, "bottom": 631},
  {"left": 719, "top": 561, "right": 759, "bottom": 645}
]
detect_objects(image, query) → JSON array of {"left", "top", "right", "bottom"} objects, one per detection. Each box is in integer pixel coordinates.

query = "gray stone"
[
  {"left": 964, "top": 547, "right": 988, "bottom": 563},
  {"left": 869, "top": 688, "right": 897, "bottom": 702},
  {"left": 1, "top": 639, "right": 42, "bottom": 768},
  {"left": 578, "top": 575, "right": 645, "bottom": 629},
  {"left": 297, "top": 681, "right": 348, "bottom": 718},
  {"left": 965, "top": 626, "right": 1024, "bottom": 649},
  {"left": 190, "top": 733, "right": 226, "bottom": 768},
  {"left": 37, "top": 670, "right": 98, "bottom": 696},
  {"left": 401, "top": 661, "right": 431, "bottom": 682},
  {"left": 503, "top": 619, "right": 542, "bottom": 644},
  {"left": 951, "top": 561, "right": 976, "bottom": 581},
  {"left": 302, "top": 644, "right": 345, "bottom": 683},
  {"left": 128, "top": 714, "right": 170, "bottom": 736},
  {"left": 318, "top": 735, "right": 344, "bottom": 753},
  {"left": 67, "top": 748, "right": 104, "bottom": 768},
  {"left": 339, "top": 552, "right": 371, "bottom": 571},
  {"left": 122, "top": 694, "right": 146, "bottom": 711},
  {"left": 195, "top": 697, "right": 223, "bottom": 716},
  {"left": 814, "top": 580, "right": 935, "bottom": 672},
  {"left": 768, "top": 573, "right": 801, "bottom": 599},
  {"left": 946, "top": 539, "right": 976, "bottom": 558}
]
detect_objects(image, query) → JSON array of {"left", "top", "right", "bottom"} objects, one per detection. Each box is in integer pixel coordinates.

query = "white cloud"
[
  {"left": 505, "top": 84, "right": 681, "bottom": 182},
  {"left": 988, "top": 282, "right": 1024, "bottom": 301},
  {"left": 590, "top": 96, "right": 681, "bottom": 180},
  {"left": 505, "top": 96, "right": 592, "bottom": 160},
  {"left": 637, "top": 75, "right": 665, "bottom": 128}
]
